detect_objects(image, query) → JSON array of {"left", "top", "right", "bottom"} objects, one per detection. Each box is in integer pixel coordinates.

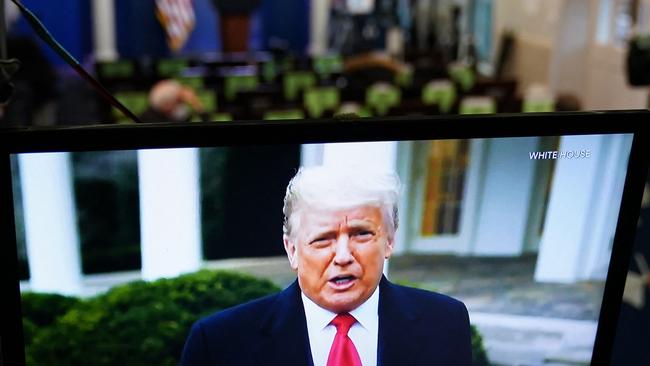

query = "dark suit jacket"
[{"left": 180, "top": 276, "right": 472, "bottom": 365}]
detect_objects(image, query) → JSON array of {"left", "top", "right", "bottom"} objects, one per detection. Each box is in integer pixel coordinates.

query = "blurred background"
[
  {"left": 1, "top": 0, "right": 649, "bottom": 126},
  {"left": 4, "top": 0, "right": 650, "bottom": 365}
]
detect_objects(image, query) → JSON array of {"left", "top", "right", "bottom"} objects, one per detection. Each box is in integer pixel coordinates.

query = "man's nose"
[{"left": 333, "top": 235, "right": 354, "bottom": 265}]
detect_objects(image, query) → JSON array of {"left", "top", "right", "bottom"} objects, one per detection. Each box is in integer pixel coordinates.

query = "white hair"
[{"left": 283, "top": 165, "right": 401, "bottom": 239}]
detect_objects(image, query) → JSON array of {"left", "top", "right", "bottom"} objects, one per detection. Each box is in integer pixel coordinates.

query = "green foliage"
[
  {"left": 23, "top": 270, "right": 280, "bottom": 366},
  {"left": 471, "top": 325, "right": 490, "bottom": 366},
  {"left": 21, "top": 293, "right": 81, "bottom": 347}
]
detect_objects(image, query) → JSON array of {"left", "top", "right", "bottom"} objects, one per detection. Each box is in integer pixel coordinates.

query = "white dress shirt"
[{"left": 301, "top": 287, "right": 379, "bottom": 366}]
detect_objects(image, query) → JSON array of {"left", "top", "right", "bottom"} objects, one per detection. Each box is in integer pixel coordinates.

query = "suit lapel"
[
  {"left": 256, "top": 280, "right": 314, "bottom": 366},
  {"left": 377, "top": 276, "right": 423, "bottom": 366},
  {"left": 255, "top": 277, "right": 425, "bottom": 366}
]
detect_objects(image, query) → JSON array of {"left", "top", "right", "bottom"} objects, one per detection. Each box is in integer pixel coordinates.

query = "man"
[
  {"left": 181, "top": 166, "right": 472, "bottom": 365},
  {"left": 139, "top": 80, "right": 208, "bottom": 123}
]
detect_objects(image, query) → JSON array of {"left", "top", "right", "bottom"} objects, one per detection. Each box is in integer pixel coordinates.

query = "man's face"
[{"left": 284, "top": 204, "right": 394, "bottom": 313}]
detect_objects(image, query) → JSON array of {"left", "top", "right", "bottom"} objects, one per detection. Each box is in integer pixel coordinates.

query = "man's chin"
[{"left": 320, "top": 292, "right": 366, "bottom": 313}]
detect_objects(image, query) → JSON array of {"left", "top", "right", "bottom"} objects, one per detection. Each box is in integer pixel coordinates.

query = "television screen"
[{"left": 0, "top": 113, "right": 647, "bottom": 366}]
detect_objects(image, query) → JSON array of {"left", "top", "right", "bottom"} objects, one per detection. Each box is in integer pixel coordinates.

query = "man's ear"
[
  {"left": 283, "top": 235, "right": 299, "bottom": 271},
  {"left": 384, "top": 237, "right": 395, "bottom": 259}
]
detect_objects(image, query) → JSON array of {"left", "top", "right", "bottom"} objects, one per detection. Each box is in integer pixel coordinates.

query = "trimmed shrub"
[
  {"left": 24, "top": 271, "right": 490, "bottom": 366},
  {"left": 21, "top": 293, "right": 81, "bottom": 346},
  {"left": 471, "top": 325, "right": 490, "bottom": 366},
  {"left": 24, "top": 270, "right": 279, "bottom": 366}
]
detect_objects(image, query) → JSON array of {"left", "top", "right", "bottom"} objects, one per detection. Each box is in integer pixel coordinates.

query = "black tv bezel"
[{"left": 1, "top": 111, "right": 648, "bottom": 366}]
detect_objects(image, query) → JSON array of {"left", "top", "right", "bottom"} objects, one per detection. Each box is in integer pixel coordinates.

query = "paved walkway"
[
  {"left": 470, "top": 312, "right": 596, "bottom": 366},
  {"left": 389, "top": 254, "right": 605, "bottom": 321}
]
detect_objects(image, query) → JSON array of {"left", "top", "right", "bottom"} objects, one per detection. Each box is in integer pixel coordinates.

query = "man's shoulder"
[
  {"left": 194, "top": 290, "right": 282, "bottom": 332},
  {"left": 181, "top": 286, "right": 298, "bottom": 365}
]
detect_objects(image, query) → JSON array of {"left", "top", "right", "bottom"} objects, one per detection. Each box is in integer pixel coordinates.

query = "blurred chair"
[
  {"left": 283, "top": 71, "right": 317, "bottom": 101},
  {"left": 196, "top": 90, "right": 218, "bottom": 114},
  {"left": 304, "top": 87, "right": 340, "bottom": 118},
  {"left": 522, "top": 84, "right": 555, "bottom": 113},
  {"left": 395, "top": 64, "right": 414, "bottom": 88},
  {"left": 262, "top": 60, "right": 278, "bottom": 83},
  {"left": 198, "top": 112, "right": 232, "bottom": 122},
  {"left": 177, "top": 76, "right": 205, "bottom": 90},
  {"left": 97, "top": 60, "right": 135, "bottom": 79},
  {"left": 157, "top": 59, "right": 189, "bottom": 78},
  {"left": 224, "top": 74, "right": 259, "bottom": 101},
  {"left": 264, "top": 109, "right": 305, "bottom": 120},
  {"left": 459, "top": 96, "right": 496, "bottom": 115},
  {"left": 336, "top": 102, "right": 372, "bottom": 118},
  {"left": 366, "top": 82, "right": 401, "bottom": 116},
  {"left": 422, "top": 79, "right": 457, "bottom": 113},
  {"left": 114, "top": 91, "right": 148, "bottom": 123},
  {"left": 448, "top": 63, "right": 475, "bottom": 92},
  {"left": 313, "top": 55, "right": 344, "bottom": 79}
]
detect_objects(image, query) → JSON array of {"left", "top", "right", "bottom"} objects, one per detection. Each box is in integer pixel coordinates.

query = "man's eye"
[
  {"left": 310, "top": 237, "right": 332, "bottom": 246},
  {"left": 354, "top": 231, "right": 374, "bottom": 239}
]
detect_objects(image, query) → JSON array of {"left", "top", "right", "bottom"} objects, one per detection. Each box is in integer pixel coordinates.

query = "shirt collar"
[{"left": 301, "top": 285, "right": 380, "bottom": 332}]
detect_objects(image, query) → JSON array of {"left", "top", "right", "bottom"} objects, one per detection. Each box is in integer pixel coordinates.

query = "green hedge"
[
  {"left": 23, "top": 272, "right": 490, "bottom": 366},
  {"left": 22, "top": 270, "right": 280, "bottom": 366},
  {"left": 21, "top": 293, "right": 80, "bottom": 348},
  {"left": 471, "top": 324, "right": 490, "bottom": 366}
]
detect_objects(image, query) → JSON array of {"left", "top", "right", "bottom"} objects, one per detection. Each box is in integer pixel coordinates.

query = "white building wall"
[
  {"left": 138, "top": 148, "right": 202, "bottom": 281},
  {"left": 580, "top": 134, "right": 633, "bottom": 279},
  {"left": 535, "top": 134, "right": 633, "bottom": 283},
  {"left": 18, "top": 153, "right": 83, "bottom": 295},
  {"left": 472, "top": 137, "right": 539, "bottom": 256},
  {"left": 493, "top": 0, "right": 648, "bottom": 109}
]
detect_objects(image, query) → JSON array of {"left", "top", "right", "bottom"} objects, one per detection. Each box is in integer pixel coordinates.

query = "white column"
[
  {"left": 138, "top": 148, "right": 202, "bottom": 281},
  {"left": 309, "top": 0, "right": 331, "bottom": 55},
  {"left": 581, "top": 134, "right": 633, "bottom": 279},
  {"left": 535, "top": 134, "right": 633, "bottom": 283},
  {"left": 472, "top": 137, "right": 539, "bottom": 255},
  {"left": 18, "top": 153, "right": 82, "bottom": 295},
  {"left": 91, "top": 0, "right": 118, "bottom": 61}
]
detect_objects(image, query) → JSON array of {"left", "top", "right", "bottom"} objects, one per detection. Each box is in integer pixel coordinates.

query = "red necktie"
[{"left": 326, "top": 313, "right": 362, "bottom": 366}]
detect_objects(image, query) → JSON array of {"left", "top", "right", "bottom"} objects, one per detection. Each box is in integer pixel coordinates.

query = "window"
[
  {"left": 420, "top": 139, "right": 471, "bottom": 236},
  {"left": 598, "top": 0, "right": 649, "bottom": 45}
]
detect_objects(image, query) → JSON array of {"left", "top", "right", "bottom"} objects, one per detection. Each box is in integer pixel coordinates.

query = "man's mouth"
[{"left": 328, "top": 275, "right": 357, "bottom": 290}]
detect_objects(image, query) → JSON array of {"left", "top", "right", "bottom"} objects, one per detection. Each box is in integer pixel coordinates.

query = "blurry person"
[
  {"left": 343, "top": 51, "right": 408, "bottom": 89},
  {"left": 1, "top": 1, "right": 57, "bottom": 126},
  {"left": 181, "top": 165, "right": 472, "bottom": 366},
  {"left": 140, "top": 80, "right": 208, "bottom": 123},
  {"left": 555, "top": 93, "right": 582, "bottom": 112},
  {"left": 211, "top": 0, "right": 262, "bottom": 53}
]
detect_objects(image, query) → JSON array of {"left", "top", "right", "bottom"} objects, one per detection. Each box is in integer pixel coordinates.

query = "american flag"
[{"left": 155, "top": 0, "right": 196, "bottom": 52}]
